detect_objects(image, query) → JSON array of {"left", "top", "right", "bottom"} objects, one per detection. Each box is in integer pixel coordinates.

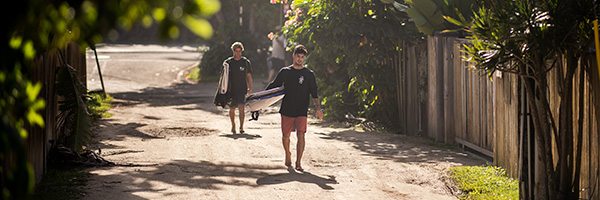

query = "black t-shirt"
[
  {"left": 266, "top": 66, "right": 318, "bottom": 117},
  {"left": 225, "top": 57, "right": 252, "bottom": 95}
]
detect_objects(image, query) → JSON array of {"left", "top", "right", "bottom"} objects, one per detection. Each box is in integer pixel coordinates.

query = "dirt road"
[{"left": 84, "top": 44, "right": 483, "bottom": 200}]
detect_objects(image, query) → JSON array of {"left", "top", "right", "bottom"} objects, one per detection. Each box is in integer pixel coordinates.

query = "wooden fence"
[
  {"left": 27, "top": 42, "right": 86, "bottom": 182},
  {"left": 396, "top": 35, "right": 600, "bottom": 197},
  {"left": 395, "top": 41, "right": 427, "bottom": 135},
  {"left": 546, "top": 57, "right": 600, "bottom": 198},
  {"left": 422, "top": 36, "right": 515, "bottom": 161}
]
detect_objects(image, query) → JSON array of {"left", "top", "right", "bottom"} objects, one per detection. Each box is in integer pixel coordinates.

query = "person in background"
[
  {"left": 224, "top": 42, "right": 253, "bottom": 134},
  {"left": 266, "top": 27, "right": 286, "bottom": 84}
]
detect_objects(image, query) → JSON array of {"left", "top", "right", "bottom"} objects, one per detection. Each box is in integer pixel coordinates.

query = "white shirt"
[{"left": 271, "top": 35, "right": 286, "bottom": 60}]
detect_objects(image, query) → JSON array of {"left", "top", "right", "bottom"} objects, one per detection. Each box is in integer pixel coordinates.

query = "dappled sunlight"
[
  {"left": 315, "top": 130, "right": 481, "bottom": 166},
  {"left": 110, "top": 82, "right": 211, "bottom": 109},
  {"left": 87, "top": 159, "right": 287, "bottom": 198}
]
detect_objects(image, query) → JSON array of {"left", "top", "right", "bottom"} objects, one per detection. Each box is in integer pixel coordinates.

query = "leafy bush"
[
  {"left": 200, "top": 0, "right": 279, "bottom": 81},
  {"left": 55, "top": 66, "right": 91, "bottom": 153},
  {"left": 1, "top": 66, "right": 43, "bottom": 199},
  {"left": 3, "top": 0, "right": 220, "bottom": 198},
  {"left": 284, "top": 0, "right": 422, "bottom": 128},
  {"left": 200, "top": 42, "right": 232, "bottom": 81},
  {"left": 87, "top": 92, "right": 112, "bottom": 119}
]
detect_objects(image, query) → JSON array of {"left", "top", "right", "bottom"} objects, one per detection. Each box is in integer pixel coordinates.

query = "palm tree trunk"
[
  {"left": 558, "top": 52, "right": 577, "bottom": 199},
  {"left": 572, "top": 57, "right": 586, "bottom": 200},
  {"left": 523, "top": 69, "right": 557, "bottom": 200}
]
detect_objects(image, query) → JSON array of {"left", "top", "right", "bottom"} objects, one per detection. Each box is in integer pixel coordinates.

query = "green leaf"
[
  {"left": 368, "top": 9, "right": 375, "bottom": 16},
  {"left": 26, "top": 163, "right": 35, "bottom": 193},
  {"left": 184, "top": 16, "right": 213, "bottom": 39},
  {"left": 348, "top": 77, "right": 357, "bottom": 92},
  {"left": 27, "top": 109, "right": 45, "bottom": 127},
  {"left": 23, "top": 40, "right": 36, "bottom": 59},
  {"left": 19, "top": 128, "right": 28, "bottom": 139},
  {"left": 31, "top": 99, "right": 46, "bottom": 111},
  {"left": 443, "top": 15, "right": 463, "bottom": 26},
  {"left": 168, "top": 25, "right": 180, "bottom": 39},
  {"left": 370, "top": 95, "right": 378, "bottom": 106},
  {"left": 153, "top": 8, "right": 166, "bottom": 22},
  {"left": 10, "top": 36, "right": 22, "bottom": 49},
  {"left": 196, "top": 0, "right": 221, "bottom": 16},
  {"left": 25, "top": 82, "right": 41, "bottom": 101},
  {"left": 82, "top": 1, "right": 97, "bottom": 24},
  {"left": 142, "top": 15, "right": 153, "bottom": 27}
]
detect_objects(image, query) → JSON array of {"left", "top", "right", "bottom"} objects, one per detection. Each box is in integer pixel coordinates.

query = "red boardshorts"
[{"left": 281, "top": 114, "right": 307, "bottom": 134}]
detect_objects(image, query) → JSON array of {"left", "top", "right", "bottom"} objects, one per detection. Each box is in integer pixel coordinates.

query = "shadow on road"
[
  {"left": 256, "top": 168, "right": 338, "bottom": 190},
  {"left": 90, "top": 160, "right": 283, "bottom": 192},
  {"left": 91, "top": 121, "right": 164, "bottom": 149},
  {"left": 219, "top": 133, "right": 262, "bottom": 140},
  {"left": 109, "top": 82, "right": 221, "bottom": 114},
  {"left": 108, "top": 79, "right": 271, "bottom": 115},
  {"left": 315, "top": 130, "right": 484, "bottom": 166}
]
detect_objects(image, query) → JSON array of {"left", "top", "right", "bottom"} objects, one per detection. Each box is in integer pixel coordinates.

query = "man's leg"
[
  {"left": 266, "top": 57, "right": 274, "bottom": 83},
  {"left": 294, "top": 117, "right": 308, "bottom": 171},
  {"left": 267, "top": 69, "right": 275, "bottom": 83},
  {"left": 229, "top": 106, "right": 236, "bottom": 133},
  {"left": 238, "top": 105, "right": 245, "bottom": 133},
  {"left": 281, "top": 115, "right": 294, "bottom": 167}
]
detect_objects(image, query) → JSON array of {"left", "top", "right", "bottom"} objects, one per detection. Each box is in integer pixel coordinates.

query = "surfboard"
[
  {"left": 219, "top": 61, "right": 229, "bottom": 94},
  {"left": 213, "top": 61, "right": 230, "bottom": 108},
  {"left": 245, "top": 86, "right": 285, "bottom": 120}
]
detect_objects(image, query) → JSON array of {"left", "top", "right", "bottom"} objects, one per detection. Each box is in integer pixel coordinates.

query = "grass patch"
[
  {"left": 187, "top": 65, "right": 201, "bottom": 82},
  {"left": 449, "top": 165, "right": 518, "bottom": 200},
  {"left": 87, "top": 92, "right": 112, "bottom": 119},
  {"left": 33, "top": 167, "right": 89, "bottom": 200}
]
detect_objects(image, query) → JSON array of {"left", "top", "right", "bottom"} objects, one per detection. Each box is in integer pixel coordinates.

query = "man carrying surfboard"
[
  {"left": 224, "top": 42, "right": 253, "bottom": 134},
  {"left": 266, "top": 44, "right": 323, "bottom": 172}
]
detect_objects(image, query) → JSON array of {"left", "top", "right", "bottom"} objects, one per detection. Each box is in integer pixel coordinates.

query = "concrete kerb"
[{"left": 88, "top": 44, "right": 204, "bottom": 54}]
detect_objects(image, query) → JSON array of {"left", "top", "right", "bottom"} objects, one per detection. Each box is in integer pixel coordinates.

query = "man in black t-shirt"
[
  {"left": 266, "top": 45, "right": 323, "bottom": 172},
  {"left": 225, "top": 42, "right": 253, "bottom": 134}
]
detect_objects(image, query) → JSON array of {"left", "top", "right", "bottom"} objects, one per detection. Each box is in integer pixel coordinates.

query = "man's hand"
[
  {"left": 315, "top": 109, "right": 324, "bottom": 120},
  {"left": 267, "top": 32, "right": 274, "bottom": 40}
]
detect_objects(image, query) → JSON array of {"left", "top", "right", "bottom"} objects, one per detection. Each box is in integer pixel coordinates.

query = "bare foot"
[
  {"left": 285, "top": 153, "right": 292, "bottom": 167},
  {"left": 231, "top": 127, "right": 236, "bottom": 134},
  {"left": 295, "top": 162, "right": 304, "bottom": 172}
]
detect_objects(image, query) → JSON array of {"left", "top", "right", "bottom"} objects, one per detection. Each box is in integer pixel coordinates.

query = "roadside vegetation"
[
  {"left": 33, "top": 91, "right": 112, "bottom": 199},
  {"left": 87, "top": 92, "right": 112, "bottom": 119},
  {"left": 449, "top": 166, "right": 518, "bottom": 200}
]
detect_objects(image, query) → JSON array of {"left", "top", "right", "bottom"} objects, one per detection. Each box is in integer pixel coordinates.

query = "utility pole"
[{"left": 90, "top": 44, "right": 106, "bottom": 96}]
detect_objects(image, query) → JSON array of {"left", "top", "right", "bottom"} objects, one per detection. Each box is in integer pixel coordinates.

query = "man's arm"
[
  {"left": 309, "top": 72, "right": 323, "bottom": 119},
  {"left": 312, "top": 98, "right": 323, "bottom": 120},
  {"left": 246, "top": 73, "right": 253, "bottom": 95},
  {"left": 245, "top": 58, "right": 253, "bottom": 95},
  {"left": 266, "top": 69, "right": 284, "bottom": 90}
]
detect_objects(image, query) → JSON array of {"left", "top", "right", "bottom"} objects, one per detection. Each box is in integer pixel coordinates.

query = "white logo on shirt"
[
  {"left": 239, "top": 66, "right": 245, "bottom": 71},
  {"left": 299, "top": 76, "right": 304, "bottom": 84}
]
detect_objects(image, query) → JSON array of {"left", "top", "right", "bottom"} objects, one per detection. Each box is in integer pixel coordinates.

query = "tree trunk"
[
  {"left": 572, "top": 57, "right": 586, "bottom": 199},
  {"left": 558, "top": 53, "right": 576, "bottom": 199},
  {"left": 523, "top": 76, "right": 547, "bottom": 200},
  {"left": 523, "top": 72, "right": 557, "bottom": 200}
]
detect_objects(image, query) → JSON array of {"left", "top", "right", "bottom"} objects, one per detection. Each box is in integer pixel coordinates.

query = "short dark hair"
[{"left": 293, "top": 44, "right": 308, "bottom": 55}]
